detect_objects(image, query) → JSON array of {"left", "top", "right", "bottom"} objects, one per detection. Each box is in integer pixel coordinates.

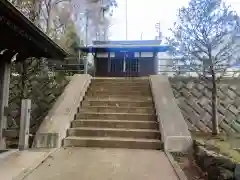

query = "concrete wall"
[
  {"left": 33, "top": 74, "right": 91, "bottom": 148},
  {"left": 150, "top": 75, "right": 192, "bottom": 153}
]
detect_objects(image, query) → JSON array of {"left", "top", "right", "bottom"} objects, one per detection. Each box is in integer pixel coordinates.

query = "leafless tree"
[{"left": 167, "top": 0, "right": 240, "bottom": 135}]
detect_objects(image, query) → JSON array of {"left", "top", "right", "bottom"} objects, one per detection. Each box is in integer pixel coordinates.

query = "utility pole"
[
  {"left": 125, "top": 0, "right": 128, "bottom": 40},
  {"left": 84, "top": 9, "right": 89, "bottom": 74},
  {"left": 140, "top": 32, "right": 143, "bottom": 40},
  {"left": 85, "top": 10, "right": 89, "bottom": 46}
]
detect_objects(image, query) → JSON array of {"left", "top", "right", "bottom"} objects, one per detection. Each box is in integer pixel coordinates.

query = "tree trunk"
[
  {"left": 46, "top": 0, "right": 53, "bottom": 35},
  {"left": 27, "top": 0, "right": 42, "bottom": 26},
  {"left": 210, "top": 66, "right": 219, "bottom": 135}
]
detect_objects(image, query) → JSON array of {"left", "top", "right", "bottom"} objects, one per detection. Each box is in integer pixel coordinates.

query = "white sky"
[{"left": 109, "top": 0, "right": 240, "bottom": 41}]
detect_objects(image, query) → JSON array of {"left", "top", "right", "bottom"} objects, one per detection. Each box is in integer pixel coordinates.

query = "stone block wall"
[
  {"left": 7, "top": 72, "right": 69, "bottom": 148},
  {"left": 194, "top": 141, "right": 237, "bottom": 180},
  {"left": 169, "top": 77, "right": 240, "bottom": 134}
]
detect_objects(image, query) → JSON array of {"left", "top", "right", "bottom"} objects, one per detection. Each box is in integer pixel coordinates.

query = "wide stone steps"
[
  {"left": 82, "top": 99, "right": 154, "bottom": 108},
  {"left": 63, "top": 136, "right": 163, "bottom": 150},
  {"left": 76, "top": 112, "right": 156, "bottom": 121},
  {"left": 87, "top": 90, "right": 152, "bottom": 96},
  {"left": 80, "top": 106, "right": 154, "bottom": 114},
  {"left": 91, "top": 81, "right": 150, "bottom": 86},
  {"left": 85, "top": 95, "right": 152, "bottom": 101},
  {"left": 89, "top": 86, "right": 151, "bottom": 91},
  {"left": 64, "top": 78, "right": 162, "bottom": 150},
  {"left": 92, "top": 78, "right": 149, "bottom": 82},
  {"left": 91, "top": 82, "right": 150, "bottom": 88},
  {"left": 71, "top": 120, "right": 159, "bottom": 130},
  {"left": 67, "top": 127, "right": 161, "bottom": 139}
]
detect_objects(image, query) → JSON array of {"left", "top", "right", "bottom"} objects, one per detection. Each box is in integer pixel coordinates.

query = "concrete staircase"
[{"left": 64, "top": 78, "right": 162, "bottom": 150}]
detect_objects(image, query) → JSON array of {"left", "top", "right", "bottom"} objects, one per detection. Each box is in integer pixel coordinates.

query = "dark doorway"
[{"left": 109, "top": 51, "right": 139, "bottom": 77}]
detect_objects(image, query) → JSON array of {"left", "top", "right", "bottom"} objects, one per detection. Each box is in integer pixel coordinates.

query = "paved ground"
[
  {"left": 0, "top": 149, "right": 54, "bottom": 180},
  {"left": 23, "top": 148, "right": 178, "bottom": 180}
]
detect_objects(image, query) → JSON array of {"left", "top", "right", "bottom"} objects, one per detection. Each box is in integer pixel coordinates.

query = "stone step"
[
  {"left": 91, "top": 80, "right": 149, "bottom": 85},
  {"left": 85, "top": 95, "right": 152, "bottom": 101},
  {"left": 92, "top": 81, "right": 149, "bottom": 85},
  {"left": 71, "top": 120, "right": 159, "bottom": 130},
  {"left": 82, "top": 99, "right": 154, "bottom": 108},
  {"left": 76, "top": 112, "right": 156, "bottom": 121},
  {"left": 92, "top": 78, "right": 149, "bottom": 82},
  {"left": 63, "top": 136, "right": 163, "bottom": 150},
  {"left": 80, "top": 106, "right": 154, "bottom": 114},
  {"left": 87, "top": 90, "right": 152, "bottom": 96},
  {"left": 89, "top": 86, "right": 151, "bottom": 91},
  {"left": 67, "top": 127, "right": 161, "bottom": 139}
]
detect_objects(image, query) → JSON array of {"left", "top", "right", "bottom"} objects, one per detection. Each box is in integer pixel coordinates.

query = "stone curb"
[
  {"left": 165, "top": 151, "right": 188, "bottom": 180},
  {"left": 12, "top": 148, "right": 58, "bottom": 180},
  {"left": 149, "top": 75, "right": 192, "bottom": 152},
  {"left": 33, "top": 74, "right": 91, "bottom": 148}
]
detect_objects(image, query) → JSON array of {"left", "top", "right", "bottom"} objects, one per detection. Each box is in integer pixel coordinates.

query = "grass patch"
[{"left": 191, "top": 131, "right": 240, "bottom": 163}]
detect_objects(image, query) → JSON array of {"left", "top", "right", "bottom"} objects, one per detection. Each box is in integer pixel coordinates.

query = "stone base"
[
  {"left": 33, "top": 133, "right": 59, "bottom": 148},
  {"left": 164, "top": 136, "right": 193, "bottom": 153}
]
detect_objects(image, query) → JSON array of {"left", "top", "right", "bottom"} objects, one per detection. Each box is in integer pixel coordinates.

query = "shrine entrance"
[
  {"left": 79, "top": 40, "right": 169, "bottom": 77},
  {"left": 109, "top": 51, "right": 139, "bottom": 77}
]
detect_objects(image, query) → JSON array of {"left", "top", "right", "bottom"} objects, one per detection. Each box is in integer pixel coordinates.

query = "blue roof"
[
  {"left": 93, "top": 40, "right": 162, "bottom": 46},
  {"left": 79, "top": 45, "right": 170, "bottom": 53}
]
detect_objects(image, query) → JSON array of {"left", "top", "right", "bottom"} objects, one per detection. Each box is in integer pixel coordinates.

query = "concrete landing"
[
  {"left": 0, "top": 149, "right": 55, "bottom": 180},
  {"left": 23, "top": 148, "right": 178, "bottom": 180}
]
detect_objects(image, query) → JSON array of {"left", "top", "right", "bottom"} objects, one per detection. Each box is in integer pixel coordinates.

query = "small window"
[
  {"left": 96, "top": 52, "right": 108, "bottom": 58},
  {"left": 134, "top": 52, "right": 140, "bottom": 57},
  {"left": 141, "top": 52, "right": 153, "bottom": 57},
  {"left": 110, "top": 52, "right": 115, "bottom": 58}
]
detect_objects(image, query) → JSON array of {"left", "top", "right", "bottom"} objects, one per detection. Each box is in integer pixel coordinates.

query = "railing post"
[
  {"left": 18, "top": 99, "right": 31, "bottom": 151},
  {"left": 84, "top": 55, "right": 88, "bottom": 74}
]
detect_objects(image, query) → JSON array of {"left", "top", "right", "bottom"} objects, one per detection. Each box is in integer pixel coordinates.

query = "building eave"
[
  {"left": 78, "top": 45, "right": 169, "bottom": 53},
  {"left": 0, "top": 0, "right": 68, "bottom": 61}
]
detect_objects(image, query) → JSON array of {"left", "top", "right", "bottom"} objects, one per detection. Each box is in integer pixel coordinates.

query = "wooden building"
[
  {"left": 79, "top": 40, "right": 169, "bottom": 77},
  {"left": 0, "top": 0, "right": 67, "bottom": 149}
]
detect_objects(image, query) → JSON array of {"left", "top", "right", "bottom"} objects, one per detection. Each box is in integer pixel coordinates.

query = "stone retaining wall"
[
  {"left": 169, "top": 77, "right": 240, "bottom": 134},
  {"left": 194, "top": 141, "right": 237, "bottom": 180}
]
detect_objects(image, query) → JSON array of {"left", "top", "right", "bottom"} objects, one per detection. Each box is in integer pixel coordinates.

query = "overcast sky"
[{"left": 109, "top": 0, "right": 240, "bottom": 41}]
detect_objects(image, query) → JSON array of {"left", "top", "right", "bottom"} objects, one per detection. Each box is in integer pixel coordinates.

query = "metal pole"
[
  {"left": 84, "top": 10, "right": 89, "bottom": 74},
  {"left": 78, "top": 50, "right": 81, "bottom": 74},
  {"left": 125, "top": 0, "right": 128, "bottom": 40},
  {"left": 85, "top": 10, "right": 89, "bottom": 46}
]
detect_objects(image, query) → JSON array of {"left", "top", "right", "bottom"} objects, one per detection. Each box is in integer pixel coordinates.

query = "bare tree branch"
[{"left": 167, "top": 0, "right": 240, "bottom": 135}]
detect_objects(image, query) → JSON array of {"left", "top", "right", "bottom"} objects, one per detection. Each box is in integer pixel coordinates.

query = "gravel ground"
[{"left": 172, "top": 153, "right": 207, "bottom": 180}]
